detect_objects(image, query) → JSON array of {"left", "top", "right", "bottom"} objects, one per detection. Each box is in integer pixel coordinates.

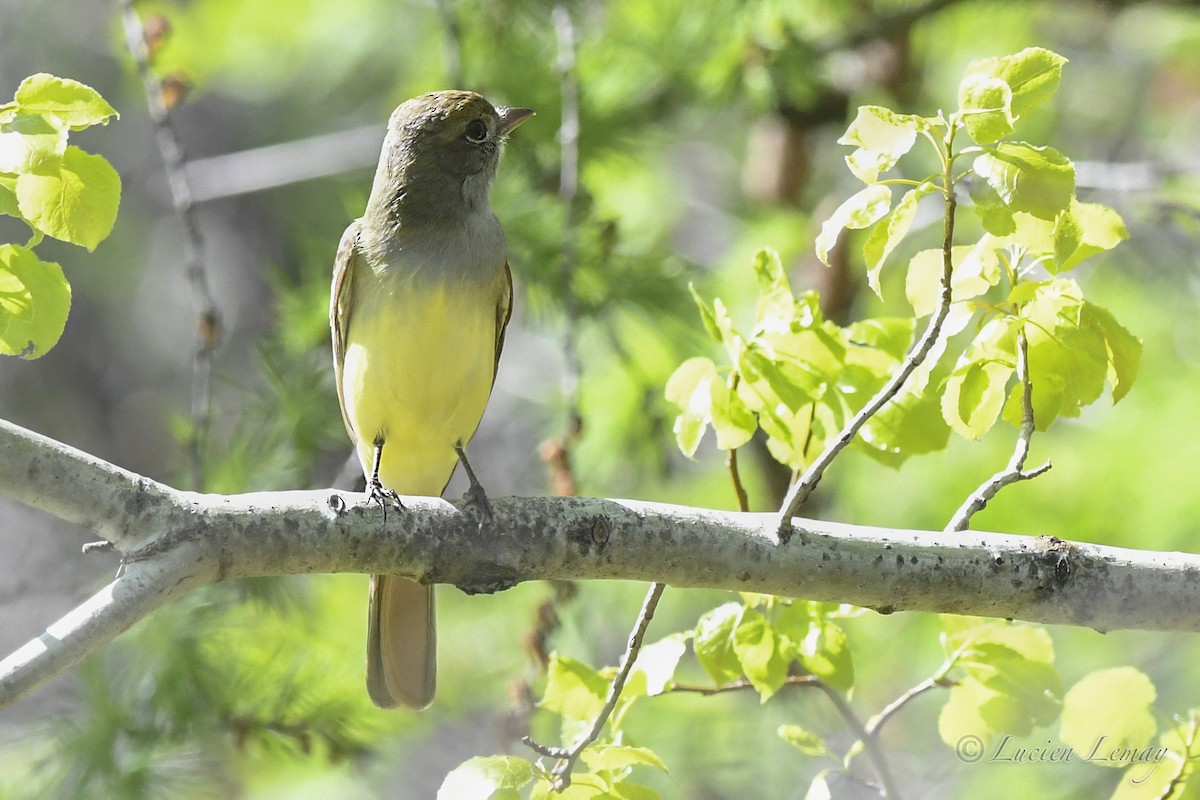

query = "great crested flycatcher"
[{"left": 330, "top": 91, "right": 532, "bottom": 709}]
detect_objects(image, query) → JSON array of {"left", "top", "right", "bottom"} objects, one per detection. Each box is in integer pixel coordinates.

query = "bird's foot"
[{"left": 365, "top": 478, "right": 403, "bottom": 522}]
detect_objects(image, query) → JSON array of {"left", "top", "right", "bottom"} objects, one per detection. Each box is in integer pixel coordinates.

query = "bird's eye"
[{"left": 464, "top": 119, "right": 488, "bottom": 143}]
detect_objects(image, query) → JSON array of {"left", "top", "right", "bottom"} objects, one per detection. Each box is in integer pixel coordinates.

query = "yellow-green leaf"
[
  {"left": 542, "top": 654, "right": 609, "bottom": 723},
  {"left": 863, "top": 182, "right": 936, "bottom": 298},
  {"left": 838, "top": 105, "right": 922, "bottom": 184},
  {"left": 438, "top": 756, "right": 535, "bottom": 800},
  {"left": 0, "top": 243, "right": 70, "bottom": 359},
  {"left": 959, "top": 75, "right": 1015, "bottom": 145},
  {"left": 0, "top": 112, "right": 67, "bottom": 175},
  {"left": 16, "top": 145, "right": 121, "bottom": 249},
  {"left": 1060, "top": 668, "right": 1156, "bottom": 765},
  {"left": 815, "top": 184, "right": 892, "bottom": 265},
  {"left": 942, "top": 359, "right": 1015, "bottom": 440},
  {"left": 14, "top": 73, "right": 118, "bottom": 129},
  {"left": 973, "top": 143, "right": 1074, "bottom": 222}
]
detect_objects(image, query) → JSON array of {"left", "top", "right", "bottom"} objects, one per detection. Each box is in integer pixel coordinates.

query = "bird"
[{"left": 330, "top": 91, "right": 532, "bottom": 708}]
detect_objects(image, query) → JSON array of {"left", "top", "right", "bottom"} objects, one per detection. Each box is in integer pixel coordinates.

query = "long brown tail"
[{"left": 365, "top": 575, "right": 436, "bottom": 709}]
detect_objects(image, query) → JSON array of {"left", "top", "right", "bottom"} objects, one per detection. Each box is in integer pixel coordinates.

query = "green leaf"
[
  {"left": 0, "top": 112, "right": 68, "bottom": 175},
  {"left": 778, "top": 724, "right": 827, "bottom": 757},
  {"left": 0, "top": 243, "right": 70, "bottom": 358},
  {"left": 942, "top": 359, "right": 1016, "bottom": 440},
  {"left": 1002, "top": 279, "right": 1107, "bottom": 430},
  {"left": 1080, "top": 301, "right": 1141, "bottom": 402},
  {"left": 859, "top": 387, "right": 951, "bottom": 464},
  {"left": 732, "top": 609, "right": 788, "bottom": 700},
  {"left": 627, "top": 637, "right": 687, "bottom": 698},
  {"left": 798, "top": 620, "right": 855, "bottom": 693},
  {"left": 752, "top": 248, "right": 794, "bottom": 332},
  {"left": 969, "top": 175, "right": 1016, "bottom": 236},
  {"left": 14, "top": 74, "right": 118, "bottom": 129},
  {"left": 905, "top": 244, "right": 1001, "bottom": 318},
  {"left": 694, "top": 603, "right": 744, "bottom": 686},
  {"left": 709, "top": 375, "right": 756, "bottom": 450},
  {"left": 958, "top": 75, "right": 1014, "bottom": 145},
  {"left": 16, "top": 145, "right": 121, "bottom": 249},
  {"left": 665, "top": 357, "right": 717, "bottom": 457},
  {"left": 1060, "top": 668, "right": 1156, "bottom": 765},
  {"left": 973, "top": 142, "right": 1075, "bottom": 221},
  {"left": 838, "top": 105, "right": 922, "bottom": 184},
  {"left": 1052, "top": 200, "right": 1128, "bottom": 272},
  {"left": 437, "top": 756, "right": 535, "bottom": 800},
  {"left": 0, "top": 174, "right": 19, "bottom": 217},
  {"left": 688, "top": 284, "right": 722, "bottom": 343},
  {"left": 963, "top": 48, "right": 1067, "bottom": 121},
  {"left": 542, "top": 654, "right": 609, "bottom": 723},
  {"left": 815, "top": 184, "right": 892, "bottom": 265},
  {"left": 608, "top": 782, "right": 663, "bottom": 800},
  {"left": 863, "top": 182, "right": 936, "bottom": 298},
  {"left": 580, "top": 745, "right": 669, "bottom": 774},
  {"left": 939, "top": 623, "right": 1062, "bottom": 746}
]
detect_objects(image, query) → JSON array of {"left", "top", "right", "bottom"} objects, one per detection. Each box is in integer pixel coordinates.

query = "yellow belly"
[{"left": 341, "top": 281, "right": 498, "bottom": 496}]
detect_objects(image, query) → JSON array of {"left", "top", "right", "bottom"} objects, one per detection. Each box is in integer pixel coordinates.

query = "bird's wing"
[
  {"left": 330, "top": 220, "right": 362, "bottom": 440},
  {"left": 492, "top": 261, "right": 514, "bottom": 389}
]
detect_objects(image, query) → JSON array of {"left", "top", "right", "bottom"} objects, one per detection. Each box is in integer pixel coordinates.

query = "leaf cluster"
[{"left": 0, "top": 74, "right": 121, "bottom": 358}]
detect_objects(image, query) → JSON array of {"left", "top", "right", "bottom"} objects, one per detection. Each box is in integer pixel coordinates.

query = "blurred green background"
[{"left": 2, "top": 0, "right": 1200, "bottom": 797}]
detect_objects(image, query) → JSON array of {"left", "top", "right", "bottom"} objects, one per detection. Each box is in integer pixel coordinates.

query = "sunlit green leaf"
[
  {"left": 973, "top": 143, "right": 1074, "bottom": 221},
  {"left": 863, "top": 182, "right": 936, "bottom": 298},
  {"left": 688, "top": 284, "right": 723, "bottom": 343},
  {"left": 799, "top": 620, "right": 854, "bottom": 693},
  {"left": 963, "top": 48, "right": 1067, "bottom": 121},
  {"left": 709, "top": 375, "right": 757, "bottom": 450},
  {"left": 1061, "top": 668, "right": 1156, "bottom": 764},
  {"left": 0, "top": 243, "right": 70, "bottom": 359},
  {"left": 969, "top": 176, "right": 1016, "bottom": 236},
  {"left": 580, "top": 745, "right": 669, "bottom": 774},
  {"left": 905, "top": 244, "right": 1000, "bottom": 318},
  {"left": 751, "top": 248, "right": 794, "bottom": 332},
  {"left": 665, "top": 357, "right": 717, "bottom": 457},
  {"left": 838, "top": 105, "right": 923, "bottom": 184},
  {"left": 16, "top": 145, "right": 121, "bottom": 249},
  {"left": 542, "top": 654, "right": 609, "bottom": 723},
  {"left": 14, "top": 73, "right": 118, "bottom": 129},
  {"left": 627, "top": 637, "right": 687, "bottom": 698},
  {"left": 959, "top": 75, "right": 1014, "bottom": 144},
  {"left": 438, "top": 756, "right": 535, "bottom": 800},
  {"left": 1051, "top": 200, "right": 1128, "bottom": 272},
  {"left": 1080, "top": 301, "right": 1141, "bottom": 402},
  {"left": 815, "top": 184, "right": 892, "bottom": 265},
  {"left": 694, "top": 603, "right": 744, "bottom": 686},
  {"left": 732, "top": 608, "right": 788, "bottom": 700},
  {"left": 778, "top": 724, "right": 827, "bottom": 757},
  {"left": 942, "top": 359, "right": 1015, "bottom": 440},
  {"left": 0, "top": 112, "right": 67, "bottom": 175},
  {"left": 0, "top": 174, "right": 18, "bottom": 217},
  {"left": 860, "top": 387, "right": 951, "bottom": 464},
  {"left": 1003, "top": 279, "right": 1106, "bottom": 429}
]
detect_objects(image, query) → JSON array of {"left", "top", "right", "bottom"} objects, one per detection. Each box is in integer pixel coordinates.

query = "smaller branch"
[
  {"left": 778, "top": 185, "right": 959, "bottom": 538},
  {"left": 945, "top": 329, "right": 1051, "bottom": 532},
  {"left": 523, "top": 582, "right": 667, "bottom": 790},
  {"left": 864, "top": 675, "right": 944, "bottom": 740},
  {"left": 816, "top": 682, "right": 903, "bottom": 800},
  {"left": 670, "top": 675, "right": 819, "bottom": 695},
  {"left": 728, "top": 447, "right": 750, "bottom": 513},
  {"left": 119, "top": 1, "right": 221, "bottom": 490}
]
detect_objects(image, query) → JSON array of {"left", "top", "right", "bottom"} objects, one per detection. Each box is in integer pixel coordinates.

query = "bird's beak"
[{"left": 497, "top": 106, "right": 535, "bottom": 136}]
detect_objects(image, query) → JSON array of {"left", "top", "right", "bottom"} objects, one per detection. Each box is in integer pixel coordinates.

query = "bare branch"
[
  {"left": 119, "top": 2, "right": 222, "bottom": 489},
  {"left": 946, "top": 329, "right": 1052, "bottom": 532},
  {"left": 5, "top": 417, "right": 1200, "bottom": 712}
]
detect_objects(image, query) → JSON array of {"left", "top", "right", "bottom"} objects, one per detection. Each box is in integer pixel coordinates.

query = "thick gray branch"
[{"left": 3, "top": 418, "right": 1200, "bottom": 712}]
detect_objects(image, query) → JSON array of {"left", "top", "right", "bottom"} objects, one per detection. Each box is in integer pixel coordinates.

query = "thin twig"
[
  {"left": 816, "top": 682, "right": 904, "bottom": 800},
  {"left": 669, "top": 675, "right": 819, "bottom": 695},
  {"left": 553, "top": 2, "right": 583, "bottom": 441},
  {"left": 945, "top": 329, "right": 1052, "bottom": 532},
  {"left": 727, "top": 375, "right": 751, "bottom": 512},
  {"left": 119, "top": 1, "right": 221, "bottom": 490},
  {"left": 523, "top": 581, "right": 667, "bottom": 790},
  {"left": 778, "top": 167, "right": 960, "bottom": 540}
]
